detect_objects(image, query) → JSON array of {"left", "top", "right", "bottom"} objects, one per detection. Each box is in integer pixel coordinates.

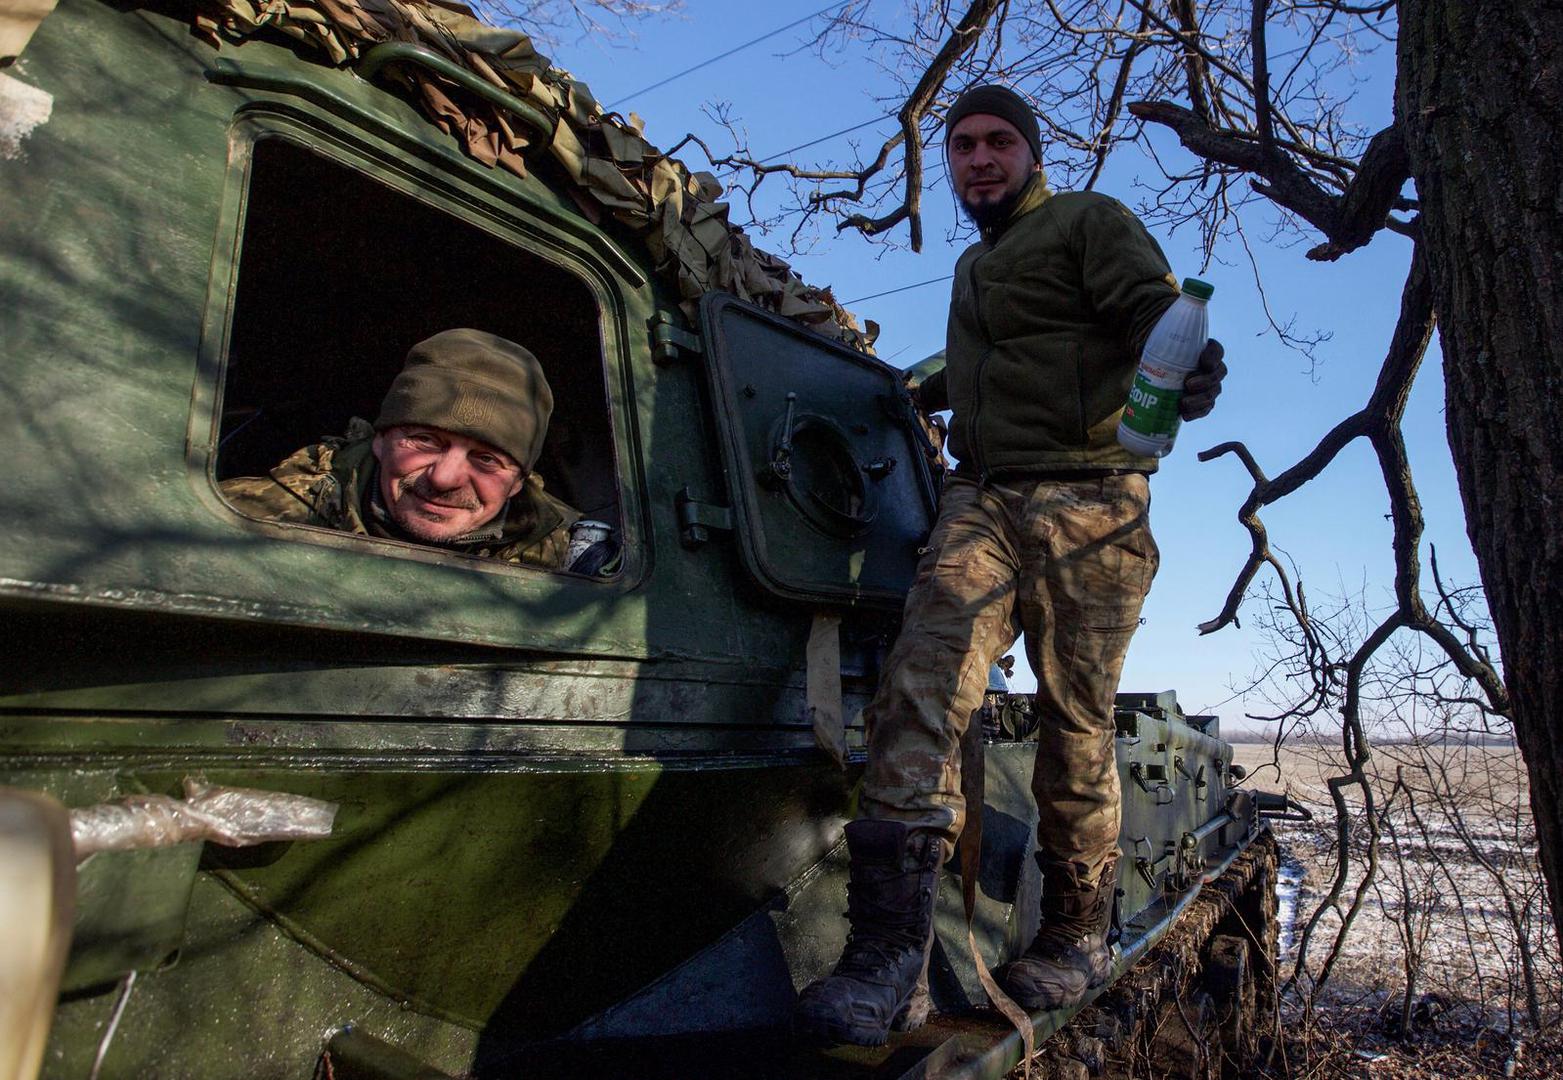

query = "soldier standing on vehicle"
[
  {"left": 795, "top": 85, "right": 1228, "bottom": 1046},
  {"left": 222, "top": 328, "right": 589, "bottom": 570}
]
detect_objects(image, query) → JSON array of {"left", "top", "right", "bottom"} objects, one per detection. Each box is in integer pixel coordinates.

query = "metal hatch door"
[{"left": 697, "top": 294, "right": 939, "bottom": 610}]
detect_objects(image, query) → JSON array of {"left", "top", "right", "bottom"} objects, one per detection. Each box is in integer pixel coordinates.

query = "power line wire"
[
  {"left": 843, "top": 274, "right": 953, "bottom": 305},
  {"left": 760, "top": 112, "right": 894, "bottom": 162},
  {"left": 607, "top": 3, "right": 848, "bottom": 109}
]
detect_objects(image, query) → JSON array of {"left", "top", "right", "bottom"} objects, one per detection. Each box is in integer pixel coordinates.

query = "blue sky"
[{"left": 548, "top": 2, "right": 1480, "bottom": 732}]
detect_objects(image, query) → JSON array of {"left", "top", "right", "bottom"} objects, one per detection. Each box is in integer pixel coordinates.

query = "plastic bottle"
[{"left": 1117, "top": 278, "right": 1214, "bottom": 458}]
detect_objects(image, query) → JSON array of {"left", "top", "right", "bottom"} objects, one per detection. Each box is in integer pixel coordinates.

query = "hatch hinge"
[
  {"left": 650, "top": 312, "right": 703, "bottom": 366},
  {"left": 675, "top": 487, "right": 732, "bottom": 549}
]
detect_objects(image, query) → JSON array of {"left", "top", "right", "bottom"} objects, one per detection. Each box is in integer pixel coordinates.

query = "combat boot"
[
  {"left": 793, "top": 820, "right": 943, "bottom": 1046},
  {"left": 1002, "top": 854, "right": 1118, "bottom": 1011}
]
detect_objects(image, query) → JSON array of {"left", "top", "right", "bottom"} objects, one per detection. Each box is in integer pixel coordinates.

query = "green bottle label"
[{"left": 1121, "top": 371, "right": 1184, "bottom": 437}]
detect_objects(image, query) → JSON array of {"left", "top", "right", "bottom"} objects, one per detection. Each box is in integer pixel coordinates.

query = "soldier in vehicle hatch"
[
  {"left": 221, "top": 328, "right": 599, "bottom": 571},
  {"left": 795, "top": 85, "right": 1228, "bottom": 1046}
]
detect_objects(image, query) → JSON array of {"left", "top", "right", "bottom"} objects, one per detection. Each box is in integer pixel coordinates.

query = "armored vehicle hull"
[{"left": 0, "top": 2, "right": 1279, "bottom": 1076}]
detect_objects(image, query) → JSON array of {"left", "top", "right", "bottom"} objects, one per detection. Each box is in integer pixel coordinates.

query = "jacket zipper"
[{"left": 964, "top": 246, "right": 994, "bottom": 483}]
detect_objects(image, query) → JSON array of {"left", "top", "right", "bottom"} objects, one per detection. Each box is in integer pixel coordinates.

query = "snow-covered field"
[{"left": 1231, "top": 742, "right": 1557, "bottom": 1029}]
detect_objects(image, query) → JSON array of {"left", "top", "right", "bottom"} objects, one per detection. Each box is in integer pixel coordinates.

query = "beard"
[
  {"left": 962, "top": 188, "right": 1025, "bottom": 229},
  {"left": 960, "top": 182, "right": 1029, "bottom": 230}
]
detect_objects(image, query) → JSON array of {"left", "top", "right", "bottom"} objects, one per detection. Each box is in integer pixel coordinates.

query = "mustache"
[{"left": 401, "top": 475, "right": 480, "bottom": 510}]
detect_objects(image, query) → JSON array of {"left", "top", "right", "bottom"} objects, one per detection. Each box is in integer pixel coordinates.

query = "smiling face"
[
  {"left": 948, "top": 113, "right": 1040, "bottom": 226},
  {"left": 371, "top": 425, "right": 525, "bottom": 543}
]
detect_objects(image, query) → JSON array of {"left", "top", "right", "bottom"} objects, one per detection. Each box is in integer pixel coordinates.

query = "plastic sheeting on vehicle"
[{"left": 69, "top": 779, "right": 338, "bottom": 859}]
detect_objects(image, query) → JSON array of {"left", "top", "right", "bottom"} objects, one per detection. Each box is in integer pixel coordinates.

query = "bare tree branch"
[
  {"left": 1127, "top": 100, "right": 1407, "bottom": 260},
  {"left": 1251, "top": 0, "right": 1273, "bottom": 151},
  {"left": 838, "top": 0, "right": 1007, "bottom": 250},
  {"left": 1197, "top": 243, "right": 1431, "bottom": 633},
  {"left": 1084, "top": 6, "right": 1153, "bottom": 190},
  {"left": 475, "top": 0, "right": 679, "bottom": 48},
  {"left": 1171, "top": 0, "right": 1214, "bottom": 122}
]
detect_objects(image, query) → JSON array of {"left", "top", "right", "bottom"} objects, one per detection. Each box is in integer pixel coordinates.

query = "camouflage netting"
[{"left": 185, "top": 0, "right": 876, "bottom": 350}]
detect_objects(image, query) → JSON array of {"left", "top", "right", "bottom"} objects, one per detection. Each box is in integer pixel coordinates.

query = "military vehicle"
[{"left": 0, "top": 2, "right": 1290, "bottom": 1077}]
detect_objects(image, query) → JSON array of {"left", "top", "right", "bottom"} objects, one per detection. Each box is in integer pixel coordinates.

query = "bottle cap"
[{"left": 1181, "top": 277, "right": 1214, "bottom": 300}]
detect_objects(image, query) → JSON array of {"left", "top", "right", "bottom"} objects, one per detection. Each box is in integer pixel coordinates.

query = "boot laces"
[
  {"left": 1034, "top": 882, "right": 1107, "bottom": 955},
  {"left": 835, "top": 870, "right": 929, "bottom": 977}
]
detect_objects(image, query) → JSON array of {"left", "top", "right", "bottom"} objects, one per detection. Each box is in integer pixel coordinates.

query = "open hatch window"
[
  {"left": 214, "top": 137, "right": 620, "bottom": 574},
  {"left": 696, "top": 294, "right": 939, "bottom": 610}
]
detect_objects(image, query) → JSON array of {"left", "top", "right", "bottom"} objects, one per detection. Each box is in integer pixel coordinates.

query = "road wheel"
[
  {"left": 1204, "top": 934, "right": 1256, "bottom": 1078},
  {"left": 1144, "top": 988, "right": 1217, "bottom": 1079}
]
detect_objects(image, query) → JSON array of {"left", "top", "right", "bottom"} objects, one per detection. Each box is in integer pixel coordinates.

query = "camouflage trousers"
[{"left": 860, "top": 472, "right": 1159, "bottom": 882}]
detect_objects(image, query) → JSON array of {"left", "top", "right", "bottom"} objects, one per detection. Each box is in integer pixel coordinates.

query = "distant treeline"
[{"left": 1222, "top": 728, "right": 1516, "bottom": 747}]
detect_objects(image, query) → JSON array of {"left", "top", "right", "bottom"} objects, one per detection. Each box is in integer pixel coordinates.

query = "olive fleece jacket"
[{"left": 922, "top": 178, "right": 1180, "bottom": 476}]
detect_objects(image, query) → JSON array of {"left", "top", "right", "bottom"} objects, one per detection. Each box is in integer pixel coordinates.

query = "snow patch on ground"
[{"left": 1276, "top": 845, "right": 1306, "bottom": 959}]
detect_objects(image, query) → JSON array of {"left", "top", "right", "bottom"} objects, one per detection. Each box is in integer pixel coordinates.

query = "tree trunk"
[{"left": 1398, "top": 0, "right": 1563, "bottom": 955}]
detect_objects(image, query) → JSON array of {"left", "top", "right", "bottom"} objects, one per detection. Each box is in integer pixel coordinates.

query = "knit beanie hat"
[
  {"left": 944, "top": 85, "right": 1042, "bottom": 166},
  {"left": 375, "top": 329, "right": 553, "bottom": 471}
]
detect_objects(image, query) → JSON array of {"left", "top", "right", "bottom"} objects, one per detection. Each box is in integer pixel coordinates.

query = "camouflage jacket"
[{"left": 220, "top": 420, "right": 578, "bottom": 570}]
